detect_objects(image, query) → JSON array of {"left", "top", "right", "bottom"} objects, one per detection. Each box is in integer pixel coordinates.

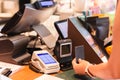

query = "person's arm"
[
  {"left": 72, "top": 1, "right": 120, "bottom": 79},
  {"left": 89, "top": 1, "right": 120, "bottom": 79},
  {"left": 72, "top": 59, "right": 112, "bottom": 79}
]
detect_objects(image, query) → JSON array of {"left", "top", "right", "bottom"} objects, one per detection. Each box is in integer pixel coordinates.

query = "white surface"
[
  {"left": 0, "top": 61, "right": 23, "bottom": 75},
  {"left": 0, "top": 74, "right": 12, "bottom": 80},
  {"left": 34, "top": 74, "right": 64, "bottom": 80}
]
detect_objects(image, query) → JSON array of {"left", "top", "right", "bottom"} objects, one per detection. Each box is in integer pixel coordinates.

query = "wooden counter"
[
  {"left": 9, "top": 66, "right": 41, "bottom": 80},
  {"left": 9, "top": 66, "right": 61, "bottom": 80}
]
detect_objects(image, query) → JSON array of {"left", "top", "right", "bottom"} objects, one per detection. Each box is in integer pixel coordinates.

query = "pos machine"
[
  {"left": 54, "top": 19, "right": 73, "bottom": 70},
  {"left": 31, "top": 50, "right": 60, "bottom": 74}
]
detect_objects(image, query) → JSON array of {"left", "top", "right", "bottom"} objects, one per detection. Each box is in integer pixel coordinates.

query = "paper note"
[{"left": 34, "top": 74, "right": 64, "bottom": 80}]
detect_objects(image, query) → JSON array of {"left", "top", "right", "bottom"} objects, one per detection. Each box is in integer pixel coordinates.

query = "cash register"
[{"left": 0, "top": 0, "right": 57, "bottom": 64}]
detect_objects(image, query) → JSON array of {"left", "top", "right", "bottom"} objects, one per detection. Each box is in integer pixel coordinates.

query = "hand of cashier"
[{"left": 72, "top": 58, "right": 91, "bottom": 75}]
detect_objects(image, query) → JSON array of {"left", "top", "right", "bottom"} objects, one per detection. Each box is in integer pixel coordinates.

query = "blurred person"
[{"left": 72, "top": 0, "right": 120, "bottom": 79}]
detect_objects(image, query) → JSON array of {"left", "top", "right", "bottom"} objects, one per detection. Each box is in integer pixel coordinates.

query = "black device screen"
[
  {"left": 62, "top": 44, "right": 70, "bottom": 55},
  {"left": 60, "top": 43, "right": 72, "bottom": 58}
]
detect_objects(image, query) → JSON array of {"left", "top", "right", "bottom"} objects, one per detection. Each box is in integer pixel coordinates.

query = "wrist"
[{"left": 85, "top": 63, "right": 96, "bottom": 79}]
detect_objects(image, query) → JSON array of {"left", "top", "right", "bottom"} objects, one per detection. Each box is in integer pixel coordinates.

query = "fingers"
[
  {"left": 72, "top": 58, "right": 82, "bottom": 64},
  {"left": 72, "top": 59, "right": 91, "bottom": 75}
]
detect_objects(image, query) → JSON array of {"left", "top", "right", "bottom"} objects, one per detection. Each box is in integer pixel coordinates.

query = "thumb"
[{"left": 78, "top": 58, "right": 82, "bottom": 63}]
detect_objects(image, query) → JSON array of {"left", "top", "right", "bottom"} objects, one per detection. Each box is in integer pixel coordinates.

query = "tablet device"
[{"left": 54, "top": 19, "right": 68, "bottom": 39}]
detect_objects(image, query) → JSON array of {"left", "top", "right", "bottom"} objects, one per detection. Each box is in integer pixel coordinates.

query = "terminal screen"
[
  {"left": 40, "top": 1, "right": 54, "bottom": 7},
  {"left": 62, "top": 44, "right": 70, "bottom": 55},
  {"left": 37, "top": 53, "right": 56, "bottom": 64}
]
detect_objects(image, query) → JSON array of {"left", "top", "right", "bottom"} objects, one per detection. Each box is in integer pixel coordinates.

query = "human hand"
[{"left": 72, "top": 58, "right": 90, "bottom": 75}]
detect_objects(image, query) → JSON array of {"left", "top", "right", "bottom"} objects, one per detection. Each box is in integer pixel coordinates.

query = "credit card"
[{"left": 75, "top": 45, "right": 84, "bottom": 63}]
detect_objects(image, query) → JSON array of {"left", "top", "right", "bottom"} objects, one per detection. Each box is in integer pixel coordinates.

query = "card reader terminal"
[
  {"left": 31, "top": 50, "right": 60, "bottom": 74},
  {"left": 54, "top": 39, "right": 73, "bottom": 71}
]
